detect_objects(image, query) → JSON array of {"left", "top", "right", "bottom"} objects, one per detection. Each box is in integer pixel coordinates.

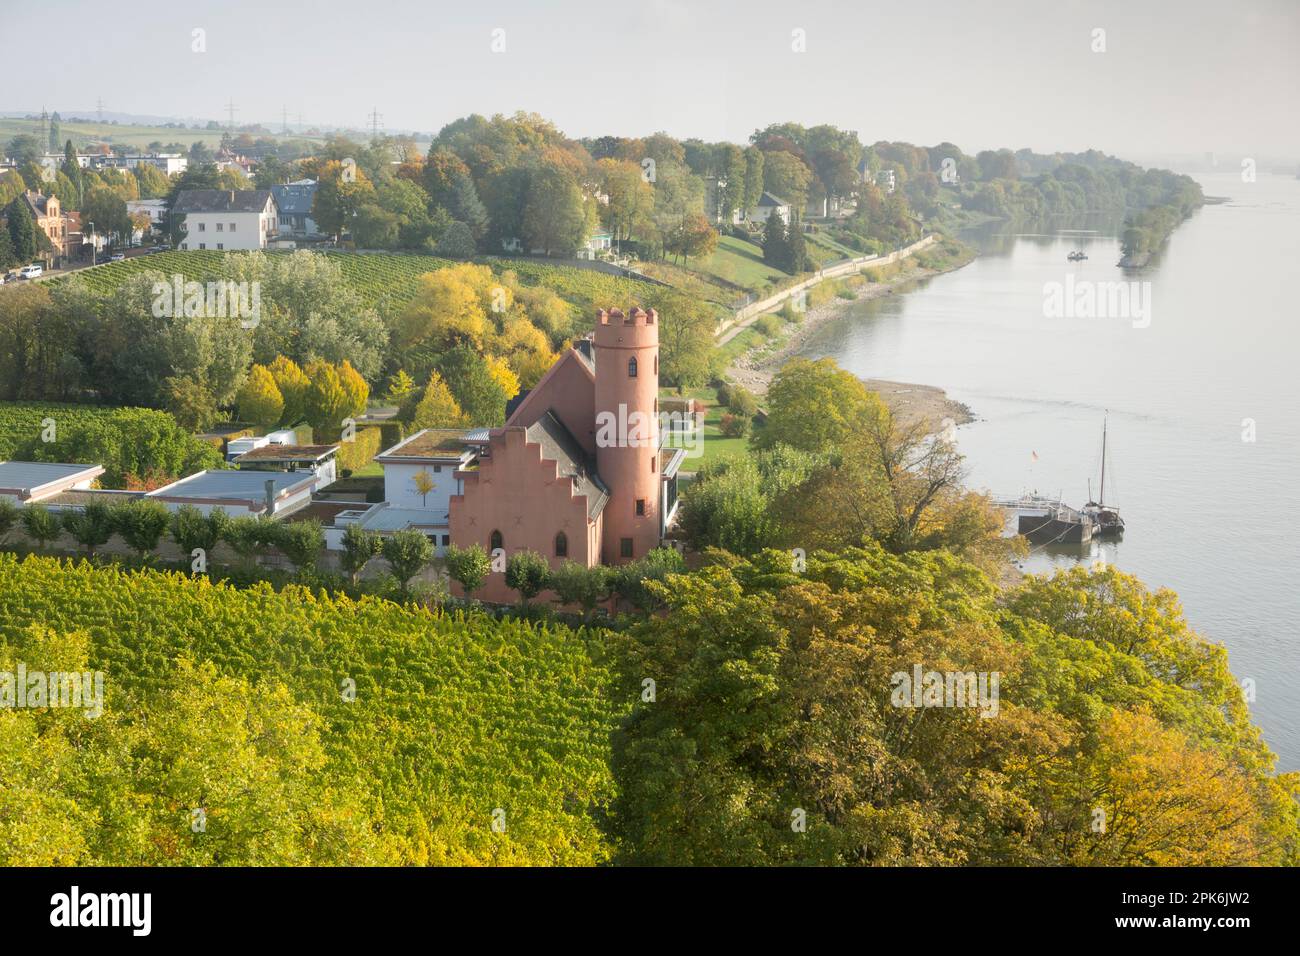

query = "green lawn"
[{"left": 660, "top": 385, "right": 754, "bottom": 470}]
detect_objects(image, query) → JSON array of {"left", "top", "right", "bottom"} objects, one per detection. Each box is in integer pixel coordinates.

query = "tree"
[
  {"left": 303, "top": 361, "right": 354, "bottom": 436},
  {"left": 60, "top": 502, "right": 116, "bottom": 556},
  {"left": 267, "top": 355, "right": 310, "bottom": 426},
  {"left": 761, "top": 211, "right": 790, "bottom": 271},
  {"left": 548, "top": 561, "right": 610, "bottom": 622},
  {"left": 409, "top": 371, "right": 466, "bottom": 429},
  {"left": 110, "top": 499, "right": 171, "bottom": 560},
  {"left": 611, "top": 546, "right": 687, "bottom": 612},
  {"left": 645, "top": 289, "right": 716, "bottom": 390},
  {"left": 222, "top": 515, "right": 276, "bottom": 569},
  {"left": 755, "top": 357, "right": 888, "bottom": 455},
  {"left": 339, "top": 523, "right": 382, "bottom": 584},
  {"left": 505, "top": 549, "right": 550, "bottom": 607},
  {"left": 444, "top": 542, "right": 490, "bottom": 600},
  {"left": 762, "top": 150, "right": 812, "bottom": 212},
  {"left": 5, "top": 198, "right": 37, "bottom": 263},
  {"left": 274, "top": 520, "right": 324, "bottom": 572},
  {"left": 435, "top": 344, "right": 509, "bottom": 426},
  {"left": 20, "top": 505, "right": 62, "bottom": 551},
  {"left": 170, "top": 505, "right": 229, "bottom": 557},
  {"left": 521, "top": 162, "right": 586, "bottom": 256},
  {"left": 382, "top": 528, "right": 434, "bottom": 591},
  {"left": 667, "top": 213, "right": 719, "bottom": 266},
  {"left": 236, "top": 364, "right": 285, "bottom": 428},
  {"left": 0, "top": 499, "right": 18, "bottom": 545},
  {"left": 434, "top": 220, "right": 476, "bottom": 259}
]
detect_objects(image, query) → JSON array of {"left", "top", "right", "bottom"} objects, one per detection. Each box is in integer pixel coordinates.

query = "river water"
[{"left": 795, "top": 171, "right": 1300, "bottom": 770}]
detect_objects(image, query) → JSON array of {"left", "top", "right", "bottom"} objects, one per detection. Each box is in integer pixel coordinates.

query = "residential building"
[
  {"left": 0, "top": 462, "right": 104, "bottom": 504},
  {"left": 746, "top": 191, "right": 791, "bottom": 225},
  {"left": 269, "top": 180, "right": 321, "bottom": 242},
  {"left": 235, "top": 444, "right": 340, "bottom": 488},
  {"left": 145, "top": 469, "right": 317, "bottom": 517},
  {"left": 174, "top": 189, "right": 278, "bottom": 251},
  {"left": 91, "top": 153, "right": 188, "bottom": 176},
  {"left": 19, "top": 191, "right": 77, "bottom": 266}
]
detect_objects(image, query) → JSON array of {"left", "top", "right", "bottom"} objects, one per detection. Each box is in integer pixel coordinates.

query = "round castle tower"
[{"left": 593, "top": 307, "right": 660, "bottom": 563}]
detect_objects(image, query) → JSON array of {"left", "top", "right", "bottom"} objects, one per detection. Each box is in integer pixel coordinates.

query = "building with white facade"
[{"left": 174, "top": 189, "right": 278, "bottom": 251}]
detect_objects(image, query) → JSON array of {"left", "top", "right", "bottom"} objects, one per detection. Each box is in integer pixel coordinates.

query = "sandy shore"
[{"left": 725, "top": 262, "right": 975, "bottom": 431}]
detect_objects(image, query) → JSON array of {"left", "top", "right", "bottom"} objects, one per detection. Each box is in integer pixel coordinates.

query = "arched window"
[
  {"left": 490, "top": 530, "right": 503, "bottom": 552},
  {"left": 654, "top": 355, "right": 658, "bottom": 375},
  {"left": 628, "top": 356, "right": 638, "bottom": 377},
  {"left": 554, "top": 531, "right": 568, "bottom": 557}
]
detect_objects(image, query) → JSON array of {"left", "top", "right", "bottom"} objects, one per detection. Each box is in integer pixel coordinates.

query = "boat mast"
[{"left": 1099, "top": 412, "right": 1108, "bottom": 507}]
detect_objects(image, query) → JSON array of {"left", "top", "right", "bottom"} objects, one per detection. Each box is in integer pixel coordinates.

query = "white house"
[
  {"left": 747, "top": 191, "right": 791, "bottom": 226},
  {"left": 92, "top": 153, "right": 188, "bottom": 176},
  {"left": 234, "top": 444, "right": 340, "bottom": 489},
  {"left": 577, "top": 231, "right": 613, "bottom": 260},
  {"left": 174, "top": 189, "right": 279, "bottom": 251},
  {"left": 0, "top": 461, "right": 104, "bottom": 504},
  {"left": 346, "top": 428, "right": 480, "bottom": 553},
  {"left": 145, "top": 469, "right": 316, "bottom": 517}
]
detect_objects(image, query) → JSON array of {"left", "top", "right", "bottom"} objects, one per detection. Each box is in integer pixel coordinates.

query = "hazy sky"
[{"left": 10, "top": 0, "right": 1300, "bottom": 160}]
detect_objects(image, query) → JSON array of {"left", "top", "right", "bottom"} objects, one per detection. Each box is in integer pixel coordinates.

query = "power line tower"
[
  {"left": 96, "top": 98, "right": 105, "bottom": 124},
  {"left": 368, "top": 107, "right": 384, "bottom": 142},
  {"left": 225, "top": 99, "right": 238, "bottom": 131},
  {"left": 39, "top": 107, "right": 49, "bottom": 149},
  {"left": 281, "top": 105, "right": 289, "bottom": 136}
]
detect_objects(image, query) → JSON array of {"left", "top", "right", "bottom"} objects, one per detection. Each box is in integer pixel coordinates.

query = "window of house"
[
  {"left": 628, "top": 357, "right": 637, "bottom": 377},
  {"left": 230, "top": 222, "right": 237, "bottom": 231},
  {"left": 197, "top": 222, "right": 205, "bottom": 231},
  {"left": 620, "top": 538, "right": 633, "bottom": 558},
  {"left": 650, "top": 457, "right": 656, "bottom": 473},
  {"left": 441, "top": 534, "right": 450, "bottom": 546},
  {"left": 490, "top": 530, "right": 503, "bottom": 551},
  {"left": 654, "top": 355, "right": 658, "bottom": 374},
  {"left": 180, "top": 242, "right": 188, "bottom": 250},
  {"left": 555, "top": 532, "right": 567, "bottom": 557},
  {"left": 198, "top": 243, "right": 206, "bottom": 250},
  {"left": 217, "top": 243, "right": 223, "bottom": 250},
  {"left": 216, "top": 222, "right": 223, "bottom": 232},
  {"left": 635, "top": 499, "right": 646, "bottom": 517}
]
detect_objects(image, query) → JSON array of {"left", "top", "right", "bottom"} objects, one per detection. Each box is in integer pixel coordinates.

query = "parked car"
[
  {"left": 18, "top": 264, "right": 43, "bottom": 279},
  {"left": 108, "top": 253, "right": 126, "bottom": 262},
  {"left": 2, "top": 272, "right": 17, "bottom": 284}
]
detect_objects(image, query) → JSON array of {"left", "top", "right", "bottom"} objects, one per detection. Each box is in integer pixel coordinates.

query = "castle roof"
[{"left": 525, "top": 411, "right": 608, "bottom": 519}]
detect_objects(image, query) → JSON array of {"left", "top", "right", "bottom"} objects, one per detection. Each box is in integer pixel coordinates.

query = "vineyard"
[
  {"left": 0, "top": 553, "right": 624, "bottom": 865},
  {"left": 0, "top": 401, "right": 140, "bottom": 459},
  {"left": 52, "top": 250, "right": 652, "bottom": 315}
]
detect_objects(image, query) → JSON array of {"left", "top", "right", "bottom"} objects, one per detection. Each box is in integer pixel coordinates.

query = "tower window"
[
  {"left": 654, "top": 355, "right": 658, "bottom": 375},
  {"left": 490, "top": 530, "right": 503, "bottom": 551},
  {"left": 650, "top": 456, "right": 656, "bottom": 473},
  {"left": 628, "top": 357, "right": 638, "bottom": 377},
  {"left": 635, "top": 498, "right": 646, "bottom": 517},
  {"left": 555, "top": 531, "right": 568, "bottom": 557},
  {"left": 620, "top": 537, "right": 634, "bottom": 558}
]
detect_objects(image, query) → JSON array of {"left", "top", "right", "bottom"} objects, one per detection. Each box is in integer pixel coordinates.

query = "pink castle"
[{"left": 440, "top": 307, "right": 683, "bottom": 602}]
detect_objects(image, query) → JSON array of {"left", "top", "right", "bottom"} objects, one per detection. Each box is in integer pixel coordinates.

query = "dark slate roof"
[
  {"left": 525, "top": 411, "right": 608, "bottom": 519},
  {"left": 269, "top": 181, "right": 316, "bottom": 215},
  {"left": 173, "top": 189, "right": 274, "bottom": 214},
  {"left": 757, "top": 191, "right": 790, "bottom": 208},
  {"left": 572, "top": 338, "right": 595, "bottom": 372}
]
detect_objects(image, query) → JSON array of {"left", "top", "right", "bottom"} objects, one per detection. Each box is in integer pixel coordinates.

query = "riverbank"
[{"left": 724, "top": 251, "right": 976, "bottom": 430}]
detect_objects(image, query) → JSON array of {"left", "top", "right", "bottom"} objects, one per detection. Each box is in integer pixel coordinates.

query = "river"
[{"left": 794, "top": 171, "right": 1300, "bottom": 770}]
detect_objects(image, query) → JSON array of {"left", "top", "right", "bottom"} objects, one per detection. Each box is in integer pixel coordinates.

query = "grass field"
[
  {"left": 0, "top": 116, "right": 327, "bottom": 152},
  {"left": 660, "top": 385, "right": 753, "bottom": 469}
]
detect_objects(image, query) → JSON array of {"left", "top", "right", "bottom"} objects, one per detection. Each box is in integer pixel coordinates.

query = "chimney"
[
  {"left": 230, "top": 189, "right": 236, "bottom": 203},
  {"left": 264, "top": 479, "right": 276, "bottom": 514}
]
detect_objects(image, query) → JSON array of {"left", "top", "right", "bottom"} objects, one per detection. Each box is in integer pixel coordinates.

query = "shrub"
[
  {"left": 0, "top": 499, "right": 18, "bottom": 545},
  {"left": 755, "top": 314, "right": 783, "bottom": 338},
  {"left": 726, "top": 385, "right": 758, "bottom": 419},
  {"left": 611, "top": 546, "right": 687, "bottom": 612},
  {"left": 549, "top": 561, "right": 610, "bottom": 621},
  {"left": 719, "top": 413, "right": 748, "bottom": 438}
]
